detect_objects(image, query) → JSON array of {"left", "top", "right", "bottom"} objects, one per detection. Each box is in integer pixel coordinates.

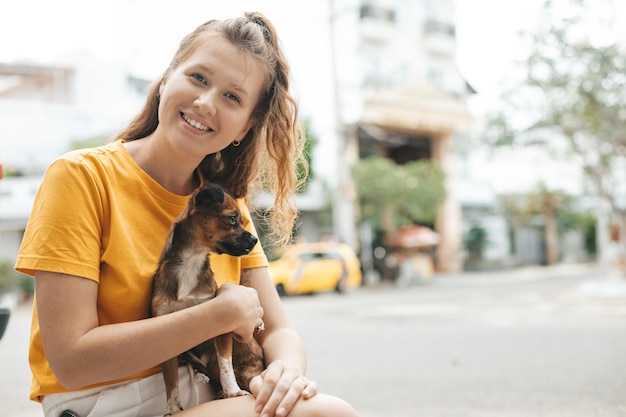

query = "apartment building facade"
[{"left": 328, "top": 0, "right": 474, "bottom": 272}]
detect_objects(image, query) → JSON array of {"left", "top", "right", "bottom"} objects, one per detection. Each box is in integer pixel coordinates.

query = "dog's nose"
[{"left": 247, "top": 234, "right": 258, "bottom": 246}]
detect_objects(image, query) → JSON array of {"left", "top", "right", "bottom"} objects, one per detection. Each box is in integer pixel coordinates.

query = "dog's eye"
[{"left": 229, "top": 215, "right": 237, "bottom": 226}]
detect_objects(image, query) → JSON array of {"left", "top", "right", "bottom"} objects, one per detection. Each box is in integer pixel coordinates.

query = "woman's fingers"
[
  {"left": 216, "top": 284, "right": 263, "bottom": 341},
  {"left": 301, "top": 379, "right": 318, "bottom": 399},
  {"left": 253, "top": 361, "right": 318, "bottom": 417},
  {"left": 271, "top": 375, "right": 308, "bottom": 417}
]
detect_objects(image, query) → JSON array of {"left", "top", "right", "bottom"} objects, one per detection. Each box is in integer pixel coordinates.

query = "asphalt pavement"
[{"left": 2, "top": 263, "right": 626, "bottom": 417}]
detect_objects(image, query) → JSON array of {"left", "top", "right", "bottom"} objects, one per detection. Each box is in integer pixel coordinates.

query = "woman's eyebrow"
[{"left": 194, "top": 64, "right": 251, "bottom": 98}]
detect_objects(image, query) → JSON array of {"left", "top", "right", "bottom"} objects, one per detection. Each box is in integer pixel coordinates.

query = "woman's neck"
[{"left": 123, "top": 138, "right": 201, "bottom": 196}]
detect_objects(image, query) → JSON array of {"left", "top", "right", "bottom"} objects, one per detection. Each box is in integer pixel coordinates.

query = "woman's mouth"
[{"left": 181, "top": 112, "right": 212, "bottom": 132}]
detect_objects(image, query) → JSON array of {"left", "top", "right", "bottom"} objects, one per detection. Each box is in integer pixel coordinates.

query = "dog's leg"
[
  {"left": 162, "top": 357, "right": 183, "bottom": 416},
  {"left": 183, "top": 350, "right": 211, "bottom": 383},
  {"left": 214, "top": 335, "right": 249, "bottom": 398}
]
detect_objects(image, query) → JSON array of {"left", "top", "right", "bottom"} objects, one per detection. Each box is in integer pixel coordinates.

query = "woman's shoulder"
[
  {"left": 56, "top": 140, "right": 124, "bottom": 166},
  {"left": 41, "top": 140, "right": 130, "bottom": 190},
  {"left": 47, "top": 140, "right": 130, "bottom": 178}
]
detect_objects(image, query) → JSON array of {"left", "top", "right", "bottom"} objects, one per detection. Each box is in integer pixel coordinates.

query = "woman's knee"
[{"left": 294, "top": 393, "right": 359, "bottom": 417}]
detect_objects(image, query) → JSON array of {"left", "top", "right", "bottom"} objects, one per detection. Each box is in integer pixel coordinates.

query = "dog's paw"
[
  {"left": 194, "top": 372, "right": 210, "bottom": 384},
  {"left": 221, "top": 389, "right": 251, "bottom": 398},
  {"left": 165, "top": 395, "right": 184, "bottom": 415}
]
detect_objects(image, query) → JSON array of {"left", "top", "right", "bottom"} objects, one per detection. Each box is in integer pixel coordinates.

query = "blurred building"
[
  {"left": 328, "top": 0, "right": 475, "bottom": 272},
  {"left": 0, "top": 55, "right": 148, "bottom": 173},
  {"left": 0, "top": 53, "right": 148, "bottom": 261}
]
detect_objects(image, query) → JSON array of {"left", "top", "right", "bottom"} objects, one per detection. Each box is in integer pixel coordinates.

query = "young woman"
[{"left": 16, "top": 12, "right": 358, "bottom": 417}]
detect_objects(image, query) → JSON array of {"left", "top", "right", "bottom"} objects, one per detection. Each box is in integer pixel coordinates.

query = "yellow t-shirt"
[{"left": 15, "top": 140, "right": 268, "bottom": 402}]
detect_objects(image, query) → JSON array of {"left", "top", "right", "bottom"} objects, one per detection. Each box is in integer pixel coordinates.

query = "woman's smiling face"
[{"left": 157, "top": 34, "right": 266, "bottom": 158}]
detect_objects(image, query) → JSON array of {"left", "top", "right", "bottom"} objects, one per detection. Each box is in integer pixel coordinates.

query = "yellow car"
[{"left": 268, "top": 242, "right": 362, "bottom": 296}]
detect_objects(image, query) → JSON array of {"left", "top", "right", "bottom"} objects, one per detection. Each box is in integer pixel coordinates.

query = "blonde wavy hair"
[{"left": 117, "top": 12, "right": 307, "bottom": 247}]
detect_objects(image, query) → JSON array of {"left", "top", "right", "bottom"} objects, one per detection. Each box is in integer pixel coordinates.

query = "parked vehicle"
[{"left": 269, "top": 242, "right": 362, "bottom": 296}]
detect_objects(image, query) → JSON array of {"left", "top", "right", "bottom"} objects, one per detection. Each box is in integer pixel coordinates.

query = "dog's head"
[{"left": 178, "top": 183, "right": 258, "bottom": 257}]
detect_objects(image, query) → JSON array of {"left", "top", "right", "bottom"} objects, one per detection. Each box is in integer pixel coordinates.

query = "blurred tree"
[
  {"left": 297, "top": 117, "right": 318, "bottom": 193},
  {"left": 483, "top": 0, "right": 626, "bottom": 244},
  {"left": 559, "top": 209, "right": 597, "bottom": 257},
  {"left": 500, "top": 184, "right": 586, "bottom": 264},
  {"left": 527, "top": 183, "right": 571, "bottom": 265},
  {"left": 351, "top": 156, "right": 446, "bottom": 233},
  {"left": 499, "top": 193, "right": 532, "bottom": 257}
]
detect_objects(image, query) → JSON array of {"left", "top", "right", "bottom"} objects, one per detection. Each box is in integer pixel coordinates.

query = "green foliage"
[
  {"left": 465, "top": 224, "right": 488, "bottom": 263},
  {"left": 582, "top": 215, "right": 597, "bottom": 255},
  {"left": 0, "top": 261, "right": 32, "bottom": 296},
  {"left": 558, "top": 210, "right": 597, "bottom": 255},
  {"left": 297, "top": 118, "right": 318, "bottom": 192},
  {"left": 499, "top": 183, "right": 597, "bottom": 258},
  {"left": 483, "top": 0, "right": 626, "bottom": 225},
  {"left": 527, "top": 183, "right": 572, "bottom": 217},
  {"left": 1, "top": 166, "right": 25, "bottom": 177},
  {"left": 498, "top": 184, "right": 574, "bottom": 226},
  {"left": 17, "top": 274, "right": 34, "bottom": 295},
  {"left": 70, "top": 134, "right": 110, "bottom": 150},
  {"left": 0, "top": 263, "right": 14, "bottom": 295},
  {"left": 351, "top": 156, "right": 446, "bottom": 229}
]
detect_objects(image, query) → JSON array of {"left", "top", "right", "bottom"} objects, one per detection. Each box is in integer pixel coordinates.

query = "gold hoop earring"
[{"left": 232, "top": 140, "right": 241, "bottom": 147}]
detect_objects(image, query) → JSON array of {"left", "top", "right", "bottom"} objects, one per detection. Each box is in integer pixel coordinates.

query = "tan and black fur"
[{"left": 151, "top": 182, "right": 264, "bottom": 416}]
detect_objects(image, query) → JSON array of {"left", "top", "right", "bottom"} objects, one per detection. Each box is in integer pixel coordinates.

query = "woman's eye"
[
  {"left": 191, "top": 73, "right": 206, "bottom": 84},
  {"left": 225, "top": 92, "right": 241, "bottom": 103}
]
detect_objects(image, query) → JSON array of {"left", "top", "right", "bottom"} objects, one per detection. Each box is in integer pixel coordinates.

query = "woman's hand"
[
  {"left": 249, "top": 360, "right": 319, "bottom": 417},
  {"left": 216, "top": 283, "right": 264, "bottom": 343}
]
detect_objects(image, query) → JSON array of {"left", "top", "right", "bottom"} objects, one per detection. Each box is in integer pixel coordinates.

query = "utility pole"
[{"left": 328, "top": 0, "right": 357, "bottom": 250}]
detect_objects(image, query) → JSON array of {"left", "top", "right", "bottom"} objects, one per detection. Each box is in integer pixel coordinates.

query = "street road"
[
  {"left": 288, "top": 264, "right": 626, "bottom": 417},
  {"left": 2, "top": 264, "right": 626, "bottom": 416}
]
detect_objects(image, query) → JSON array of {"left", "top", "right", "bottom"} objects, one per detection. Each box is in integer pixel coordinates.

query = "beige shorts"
[{"left": 42, "top": 364, "right": 215, "bottom": 417}]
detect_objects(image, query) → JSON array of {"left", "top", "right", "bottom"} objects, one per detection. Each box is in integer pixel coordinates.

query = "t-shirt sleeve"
[
  {"left": 238, "top": 199, "right": 269, "bottom": 270},
  {"left": 15, "top": 156, "right": 104, "bottom": 281}
]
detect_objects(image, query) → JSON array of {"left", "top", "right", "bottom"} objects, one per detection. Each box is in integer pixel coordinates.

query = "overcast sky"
[
  {"left": 0, "top": 0, "right": 546, "bottom": 103},
  {"left": 2, "top": 0, "right": 623, "bottom": 103}
]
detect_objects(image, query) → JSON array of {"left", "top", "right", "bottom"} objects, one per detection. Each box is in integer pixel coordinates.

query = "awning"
[
  {"left": 386, "top": 225, "right": 440, "bottom": 249},
  {"left": 361, "top": 79, "right": 474, "bottom": 135}
]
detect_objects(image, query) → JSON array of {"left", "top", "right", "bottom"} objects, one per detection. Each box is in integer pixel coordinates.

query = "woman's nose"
[{"left": 194, "top": 90, "right": 217, "bottom": 115}]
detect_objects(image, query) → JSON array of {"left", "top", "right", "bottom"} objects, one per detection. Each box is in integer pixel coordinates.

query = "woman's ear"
[
  {"left": 236, "top": 118, "right": 257, "bottom": 144},
  {"left": 245, "top": 118, "right": 257, "bottom": 133}
]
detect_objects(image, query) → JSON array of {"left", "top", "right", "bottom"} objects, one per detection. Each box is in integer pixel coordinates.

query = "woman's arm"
[
  {"left": 36, "top": 271, "right": 262, "bottom": 390},
  {"left": 241, "top": 267, "right": 319, "bottom": 417},
  {"left": 242, "top": 267, "right": 305, "bottom": 371}
]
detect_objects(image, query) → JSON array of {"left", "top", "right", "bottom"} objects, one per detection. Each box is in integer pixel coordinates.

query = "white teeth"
[{"left": 182, "top": 113, "right": 211, "bottom": 131}]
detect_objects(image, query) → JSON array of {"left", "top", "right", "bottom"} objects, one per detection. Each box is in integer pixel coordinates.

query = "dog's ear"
[{"left": 194, "top": 183, "right": 225, "bottom": 207}]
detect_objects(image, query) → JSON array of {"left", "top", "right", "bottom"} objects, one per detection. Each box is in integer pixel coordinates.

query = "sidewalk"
[
  {"left": 439, "top": 261, "right": 624, "bottom": 285},
  {"left": 0, "top": 300, "right": 41, "bottom": 417}
]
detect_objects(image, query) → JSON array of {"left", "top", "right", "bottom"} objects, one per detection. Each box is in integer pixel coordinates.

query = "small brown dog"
[{"left": 151, "top": 182, "right": 265, "bottom": 416}]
